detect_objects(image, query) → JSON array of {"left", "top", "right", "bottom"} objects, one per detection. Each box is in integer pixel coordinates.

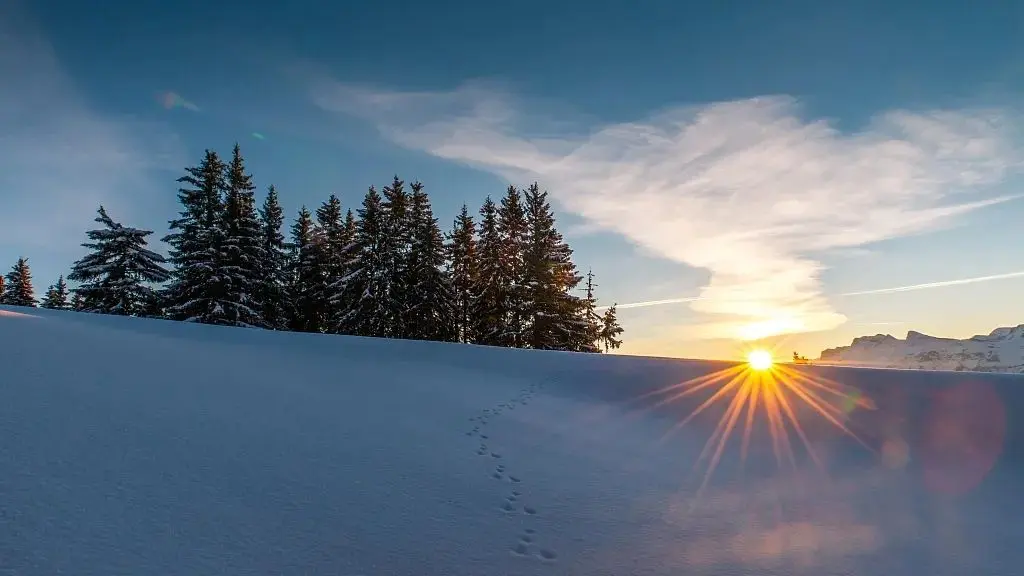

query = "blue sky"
[{"left": 4, "top": 0, "right": 1024, "bottom": 360}]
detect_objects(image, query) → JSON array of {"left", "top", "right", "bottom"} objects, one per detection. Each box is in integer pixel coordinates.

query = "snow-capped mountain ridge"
[{"left": 819, "top": 324, "right": 1024, "bottom": 372}]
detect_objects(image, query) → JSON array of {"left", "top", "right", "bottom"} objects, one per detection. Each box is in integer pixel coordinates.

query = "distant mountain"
[{"left": 817, "top": 325, "right": 1024, "bottom": 373}]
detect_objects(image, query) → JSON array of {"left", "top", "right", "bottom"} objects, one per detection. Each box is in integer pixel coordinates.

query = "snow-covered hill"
[
  {"left": 818, "top": 324, "right": 1024, "bottom": 372},
  {"left": 2, "top": 304, "right": 1023, "bottom": 575}
]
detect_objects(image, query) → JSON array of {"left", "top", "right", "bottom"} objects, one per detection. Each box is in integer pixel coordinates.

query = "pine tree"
[
  {"left": 446, "top": 204, "right": 477, "bottom": 343},
  {"left": 577, "top": 270, "right": 603, "bottom": 353},
  {"left": 257, "top": 185, "right": 289, "bottom": 330},
  {"left": 71, "top": 291, "right": 86, "bottom": 312},
  {"left": 333, "top": 186, "right": 392, "bottom": 337},
  {"left": 470, "top": 197, "right": 507, "bottom": 346},
  {"left": 68, "top": 207, "right": 170, "bottom": 315},
  {"left": 3, "top": 257, "right": 37, "bottom": 307},
  {"left": 220, "top": 143, "right": 265, "bottom": 327},
  {"left": 343, "top": 208, "right": 357, "bottom": 241},
  {"left": 330, "top": 208, "right": 358, "bottom": 330},
  {"left": 286, "top": 206, "right": 320, "bottom": 332},
  {"left": 141, "top": 290, "right": 166, "bottom": 318},
  {"left": 496, "top": 185, "right": 529, "bottom": 347},
  {"left": 40, "top": 275, "right": 70, "bottom": 310},
  {"left": 313, "top": 194, "right": 348, "bottom": 332},
  {"left": 521, "top": 183, "right": 585, "bottom": 350},
  {"left": 0, "top": 274, "right": 6, "bottom": 304},
  {"left": 404, "top": 181, "right": 456, "bottom": 341},
  {"left": 381, "top": 176, "right": 412, "bottom": 337},
  {"left": 163, "top": 150, "right": 230, "bottom": 324},
  {"left": 599, "top": 304, "right": 624, "bottom": 352}
]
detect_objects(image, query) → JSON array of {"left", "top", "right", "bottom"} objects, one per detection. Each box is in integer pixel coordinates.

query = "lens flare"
[{"left": 156, "top": 91, "right": 199, "bottom": 112}]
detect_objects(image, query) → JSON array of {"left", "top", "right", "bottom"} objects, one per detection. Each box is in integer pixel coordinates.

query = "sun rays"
[{"left": 639, "top": 356, "right": 877, "bottom": 496}]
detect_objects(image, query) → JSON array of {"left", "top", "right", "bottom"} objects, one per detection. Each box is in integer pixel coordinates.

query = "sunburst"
[{"left": 638, "top": 351, "right": 876, "bottom": 496}]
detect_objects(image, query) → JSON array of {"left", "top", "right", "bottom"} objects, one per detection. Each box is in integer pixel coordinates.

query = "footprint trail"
[{"left": 460, "top": 380, "right": 559, "bottom": 564}]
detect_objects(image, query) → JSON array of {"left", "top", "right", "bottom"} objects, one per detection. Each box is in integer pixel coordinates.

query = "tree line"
[{"left": 0, "top": 143, "right": 624, "bottom": 353}]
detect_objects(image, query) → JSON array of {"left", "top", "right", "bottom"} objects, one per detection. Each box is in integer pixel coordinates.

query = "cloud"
[
  {"left": 610, "top": 296, "right": 703, "bottom": 311},
  {"left": 840, "top": 270, "right": 1024, "bottom": 296},
  {"left": 0, "top": 4, "right": 184, "bottom": 254},
  {"left": 312, "top": 80, "right": 1023, "bottom": 341},
  {"left": 598, "top": 269, "right": 1024, "bottom": 313}
]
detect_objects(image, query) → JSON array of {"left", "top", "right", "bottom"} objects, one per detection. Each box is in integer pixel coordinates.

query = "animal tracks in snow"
[{"left": 461, "top": 381, "right": 557, "bottom": 564}]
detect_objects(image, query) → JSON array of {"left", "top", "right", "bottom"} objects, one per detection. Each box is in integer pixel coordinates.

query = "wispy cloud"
[
  {"left": 0, "top": 3, "right": 184, "bottom": 254},
  {"left": 597, "top": 270, "right": 1024, "bottom": 312},
  {"left": 312, "top": 79, "right": 1023, "bottom": 340},
  {"left": 840, "top": 270, "right": 1024, "bottom": 296},
  {"left": 613, "top": 296, "right": 703, "bottom": 311}
]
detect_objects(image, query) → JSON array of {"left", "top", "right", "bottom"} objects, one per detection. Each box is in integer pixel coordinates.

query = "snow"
[
  {"left": 820, "top": 324, "right": 1024, "bottom": 372},
  {"left": 2, "top": 305, "right": 1023, "bottom": 575}
]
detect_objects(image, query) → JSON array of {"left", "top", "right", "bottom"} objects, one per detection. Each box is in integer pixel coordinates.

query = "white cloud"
[
  {"left": 312, "top": 80, "right": 1023, "bottom": 341},
  {"left": 0, "top": 4, "right": 184, "bottom": 254}
]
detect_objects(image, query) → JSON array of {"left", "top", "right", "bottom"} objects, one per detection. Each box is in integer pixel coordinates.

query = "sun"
[{"left": 747, "top": 349, "right": 774, "bottom": 371}]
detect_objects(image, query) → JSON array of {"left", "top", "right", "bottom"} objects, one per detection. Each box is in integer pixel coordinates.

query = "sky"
[{"left": 3, "top": 0, "right": 1024, "bottom": 360}]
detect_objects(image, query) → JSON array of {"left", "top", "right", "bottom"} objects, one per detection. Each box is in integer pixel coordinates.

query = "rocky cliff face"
[{"left": 817, "top": 325, "right": 1024, "bottom": 372}]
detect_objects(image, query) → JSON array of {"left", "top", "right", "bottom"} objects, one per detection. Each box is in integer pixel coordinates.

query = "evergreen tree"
[
  {"left": 3, "top": 257, "right": 37, "bottom": 307},
  {"left": 446, "top": 204, "right": 477, "bottom": 343},
  {"left": 163, "top": 150, "right": 230, "bottom": 324},
  {"left": 496, "top": 185, "right": 529, "bottom": 347},
  {"left": 68, "top": 206, "right": 170, "bottom": 316},
  {"left": 220, "top": 143, "right": 265, "bottom": 327},
  {"left": 141, "top": 290, "right": 166, "bottom": 319},
  {"left": 0, "top": 274, "right": 5, "bottom": 304},
  {"left": 599, "top": 304, "right": 624, "bottom": 352},
  {"left": 313, "top": 194, "right": 348, "bottom": 332},
  {"left": 40, "top": 275, "right": 70, "bottom": 310},
  {"left": 521, "top": 183, "right": 585, "bottom": 350},
  {"left": 331, "top": 208, "right": 358, "bottom": 330},
  {"left": 343, "top": 208, "right": 357, "bottom": 240},
  {"left": 257, "top": 185, "right": 289, "bottom": 329},
  {"left": 470, "top": 197, "right": 507, "bottom": 346},
  {"left": 333, "top": 186, "right": 392, "bottom": 337},
  {"left": 286, "top": 206, "right": 320, "bottom": 332},
  {"left": 381, "top": 176, "right": 412, "bottom": 337},
  {"left": 70, "top": 291, "right": 86, "bottom": 312},
  {"left": 577, "top": 270, "right": 603, "bottom": 353},
  {"left": 404, "top": 182, "right": 456, "bottom": 341}
]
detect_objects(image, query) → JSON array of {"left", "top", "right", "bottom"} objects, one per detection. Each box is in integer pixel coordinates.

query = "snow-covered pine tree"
[
  {"left": 599, "top": 304, "right": 624, "bottom": 352},
  {"left": 163, "top": 150, "right": 230, "bottom": 324},
  {"left": 140, "top": 290, "right": 166, "bottom": 319},
  {"left": 313, "top": 194, "right": 348, "bottom": 333},
  {"left": 70, "top": 291, "right": 85, "bottom": 311},
  {"left": 40, "top": 275, "right": 70, "bottom": 310},
  {"left": 332, "top": 186, "right": 392, "bottom": 337},
  {"left": 220, "top": 143, "right": 265, "bottom": 327},
  {"left": 577, "top": 270, "right": 603, "bottom": 353},
  {"left": 0, "top": 274, "right": 6, "bottom": 304},
  {"left": 470, "top": 197, "right": 507, "bottom": 346},
  {"left": 343, "top": 208, "right": 357, "bottom": 242},
  {"left": 286, "top": 206, "right": 321, "bottom": 332},
  {"left": 68, "top": 207, "right": 171, "bottom": 316},
  {"left": 381, "top": 176, "right": 412, "bottom": 337},
  {"left": 329, "top": 208, "right": 358, "bottom": 332},
  {"left": 404, "top": 181, "right": 456, "bottom": 342},
  {"left": 496, "top": 185, "right": 529, "bottom": 348},
  {"left": 3, "top": 257, "right": 38, "bottom": 307},
  {"left": 256, "top": 185, "right": 289, "bottom": 330},
  {"left": 521, "top": 183, "right": 585, "bottom": 350},
  {"left": 446, "top": 204, "right": 477, "bottom": 343}
]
